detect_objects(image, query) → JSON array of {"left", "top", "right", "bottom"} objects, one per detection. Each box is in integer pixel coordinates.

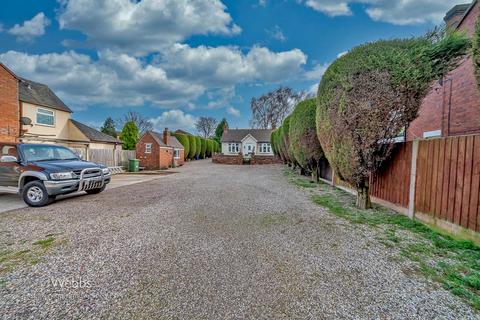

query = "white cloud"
[
  {"left": 149, "top": 109, "right": 197, "bottom": 132},
  {"left": 0, "top": 23, "right": 4, "bottom": 32},
  {"left": 58, "top": 0, "right": 241, "bottom": 54},
  {"left": 267, "top": 25, "right": 287, "bottom": 42},
  {"left": 227, "top": 107, "right": 241, "bottom": 117},
  {"left": 337, "top": 51, "right": 348, "bottom": 58},
  {"left": 160, "top": 44, "right": 307, "bottom": 86},
  {"left": 8, "top": 12, "right": 50, "bottom": 41},
  {"left": 302, "top": 0, "right": 462, "bottom": 25},
  {"left": 0, "top": 43, "right": 306, "bottom": 111},
  {"left": 0, "top": 50, "right": 203, "bottom": 108},
  {"left": 258, "top": 0, "right": 267, "bottom": 7},
  {"left": 304, "top": 62, "right": 329, "bottom": 80}
]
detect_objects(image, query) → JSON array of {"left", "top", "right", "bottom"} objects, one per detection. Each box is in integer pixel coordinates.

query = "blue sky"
[{"left": 0, "top": 0, "right": 464, "bottom": 133}]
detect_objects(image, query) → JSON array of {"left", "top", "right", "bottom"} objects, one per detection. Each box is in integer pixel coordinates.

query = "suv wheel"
[
  {"left": 22, "top": 181, "right": 55, "bottom": 207},
  {"left": 85, "top": 185, "right": 106, "bottom": 195}
]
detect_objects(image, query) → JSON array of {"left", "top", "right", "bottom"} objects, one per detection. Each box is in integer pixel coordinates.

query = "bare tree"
[
  {"left": 118, "top": 111, "right": 153, "bottom": 134},
  {"left": 195, "top": 117, "right": 218, "bottom": 138},
  {"left": 250, "top": 87, "right": 309, "bottom": 129}
]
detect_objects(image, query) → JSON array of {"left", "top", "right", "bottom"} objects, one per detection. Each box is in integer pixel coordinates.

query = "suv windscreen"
[{"left": 20, "top": 145, "right": 79, "bottom": 162}]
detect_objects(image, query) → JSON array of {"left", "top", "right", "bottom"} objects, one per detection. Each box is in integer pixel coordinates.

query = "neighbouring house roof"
[
  {"left": 445, "top": 3, "right": 471, "bottom": 22},
  {"left": 148, "top": 131, "right": 184, "bottom": 149},
  {"left": 169, "top": 136, "right": 184, "bottom": 149},
  {"left": 19, "top": 77, "right": 72, "bottom": 113},
  {"left": 0, "top": 63, "right": 19, "bottom": 80},
  {"left": 221, "top": 129, "right": 273, "bottom": 143},
  {"left": 450, "top": 1, "right": 477, "bottom": 29},
  {"left": 70, "top": 119, "right": 121, "bottom": 144}
]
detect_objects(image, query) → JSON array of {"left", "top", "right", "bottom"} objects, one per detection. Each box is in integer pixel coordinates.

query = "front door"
[
  {"left": 244, "top": 143, "right": 254, "bottom": 154},
  {"left": 0, "top": 145, "right": 21, "bottom": 187}
]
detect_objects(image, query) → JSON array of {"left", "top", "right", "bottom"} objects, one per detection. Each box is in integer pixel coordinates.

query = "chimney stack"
[
  {"left": 444, "top": 3, "right": 470, "bottom": 29},
  {"left": 163, "top": 128, "right": 170, "bottom": 146}
]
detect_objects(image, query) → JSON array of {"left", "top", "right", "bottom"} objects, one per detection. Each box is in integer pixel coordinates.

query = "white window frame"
[
  {"left": 228, "top": 143, "right": 239, "bottom": 154},
  {"left": 259, "top": 143, "right": 271, "bottom": 153},
  {"left": 35, "top": 108, "right": 55, "bottom": 127},
  {"left": 174, "top": 149, "right": 180, "bottom": 159},
  {"left": 145, "top": 143, "right": 152, "bottom": 154}
]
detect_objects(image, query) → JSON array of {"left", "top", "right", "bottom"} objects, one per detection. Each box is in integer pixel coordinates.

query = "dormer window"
[{"left": 36, "top": 108, "right": 55, "bottom": 126}]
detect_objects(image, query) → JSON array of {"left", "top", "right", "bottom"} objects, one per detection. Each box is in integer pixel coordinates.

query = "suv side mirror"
[{"left": 1, "top": 155, "right": 18, "bottom": 163}]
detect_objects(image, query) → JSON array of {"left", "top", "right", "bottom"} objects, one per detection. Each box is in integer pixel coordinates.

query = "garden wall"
[
  {"left": 212, "top": 154, "right": 243, "bottom": 165},
  {"left": 251, "top": 155, "right": 283, "bottom": 165}
]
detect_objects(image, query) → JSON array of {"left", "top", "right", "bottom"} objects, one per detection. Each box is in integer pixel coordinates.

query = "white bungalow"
[{"left": 221, "top": 129, "right": 273, "bottom": 156}]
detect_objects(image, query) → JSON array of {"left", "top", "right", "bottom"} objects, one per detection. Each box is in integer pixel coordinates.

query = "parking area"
[{"left": 0, "top": 173, "right": 170, "bottom": 213}]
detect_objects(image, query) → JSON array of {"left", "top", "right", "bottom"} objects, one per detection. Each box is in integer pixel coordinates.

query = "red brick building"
[
  {"left": 0, "top": 63, "right": 20, "bottom": 143},
  {"left": 136, "top": 128, "right": 185, "bottom": 170},
  {"left": 407, "top": 1, "right": 480, "bottom": 140}
]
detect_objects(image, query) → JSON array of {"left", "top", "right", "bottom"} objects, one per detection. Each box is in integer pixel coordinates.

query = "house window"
[
  {"left": 174, "top": 149, "right": 180, "bottom": 159},
  {"left": 228, "top": 143, "right": 239, "bottom": 153},
  {"left": 145, "top": 143, "right": 152, "bottom": 154},
  {"left": 260, "top": 143, "right": 271, "bottom": 153},
  {"left": 36, "top": 108, "right": 55, "bottom": 126}
]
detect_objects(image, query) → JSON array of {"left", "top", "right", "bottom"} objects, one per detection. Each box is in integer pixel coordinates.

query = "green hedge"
[
  {"left": 187, "top": 135, "right": 197, "bottom": 159},
  {"left": 206, "top": 139, "right": 214, "bottom": 157},
  {"left": 174, "top": 133, "right": 190, "bottom": 161},
  {"left": 317, "top": 34, "right": 470, "bottom": 189},
  {"left": 474, "top": 12, "right": 480, "bottom": 88},
  {"left": 200, "top": 137, "right": 207, "bottom": 158},
  {"left": 195, "top": 136, "right": 201, "bottom": 158},
  {"left": 289, "top": 98, "right": 324, "bottom": 178},
  {"left": 280, "top": 115, "right": 294, "bottom": 165}
]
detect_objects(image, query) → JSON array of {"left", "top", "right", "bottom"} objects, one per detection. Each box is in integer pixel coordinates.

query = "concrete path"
[{"left": 0, "top": 160, "right": 477, "bottom": 319}]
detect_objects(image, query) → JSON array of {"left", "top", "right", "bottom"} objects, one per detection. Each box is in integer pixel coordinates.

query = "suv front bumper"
[{"left": 44, "top": 173, "right": 111, "bottom": 196}]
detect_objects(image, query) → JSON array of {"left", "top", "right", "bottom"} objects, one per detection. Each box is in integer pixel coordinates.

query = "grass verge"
[
  {"left": 285, "top": 167, "right": 480, "bottom": 310},
  {"left": 0, "top": 236, "right": 57, "bottom": 273}
]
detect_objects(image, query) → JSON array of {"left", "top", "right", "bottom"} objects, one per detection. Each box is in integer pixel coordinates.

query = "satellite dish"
[{"left": 20, "top": 117, "right": 32, "bottom": 126}]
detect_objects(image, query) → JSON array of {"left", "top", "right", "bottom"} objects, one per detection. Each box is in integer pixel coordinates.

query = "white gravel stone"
[{"left": 0, "top": 160, "right": 478, "bottom": 319}]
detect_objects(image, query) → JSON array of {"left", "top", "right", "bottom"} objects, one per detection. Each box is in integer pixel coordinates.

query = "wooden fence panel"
[
  {"left": 370, "top": 142, "right": 412, "bottom": 208},
  {"left": 89, "top": 149, "right": 115, "bottom": 167},
  {"left": 414, "top": 135, "right": 480, "bottom": 232},
  {"left": 116, "top": 149, "right": 136, "bottom": 168},
  {"left": 87, "top": 149, "right": 135, "bottom": 168},
  {"left": 472, "top": 136, "right": 480, "bottom": 231}
]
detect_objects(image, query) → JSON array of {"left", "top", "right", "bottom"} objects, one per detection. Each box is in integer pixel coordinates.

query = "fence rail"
[
  {"left": 370, "top": 142, "right": 412, "bottom": 208},
  {"left": 367, "top": 135, "right": 480, "bottom": 233},
  {"left": 70, "top": 147, "right": 135, "bottom": 168}
]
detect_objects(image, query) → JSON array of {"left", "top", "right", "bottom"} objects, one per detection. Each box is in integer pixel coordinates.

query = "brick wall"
[
  {"left": 251, "top": 155, "right": 283, "bottom": 165},
  {"left": 159, "top": 147, "right": 173, "bottom": 169},
  {"left": 175, "top": 149, "right": 185, "bottom": 167},
  {"left": 408, "top": 2, "right": 480, "bottom": 140},
  {"left": 136, "top": 132, "right": 160, "bottom": 170},
  {"left": 0, "top": 65, "right": 19, "bottom": 142},
  {"left": 212, "top": 154, "right": 243, "bottom": 165}
]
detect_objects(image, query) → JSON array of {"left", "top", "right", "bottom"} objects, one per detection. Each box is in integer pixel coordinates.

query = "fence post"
[
  {"left": 113, "top": 148, "right": 117, "bottom": 167},
  {"left": 408, "top": 140, "right": 419, "bottom": 219}
]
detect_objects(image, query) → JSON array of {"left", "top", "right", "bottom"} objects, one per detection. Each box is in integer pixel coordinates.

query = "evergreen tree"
[
  {"left": 120, "top": 121, "right": 139, "bottom": 150},
  {"left": 214, "top": 118, "right": 229, "bottom": 143},
  {"left": 100, "top": 117, "right": 117, "bottom": 138}
]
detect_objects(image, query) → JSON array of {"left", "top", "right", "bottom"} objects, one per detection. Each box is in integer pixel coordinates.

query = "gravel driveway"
[{"left": 0, "top": 160, "right": 477, "bottom": 319}]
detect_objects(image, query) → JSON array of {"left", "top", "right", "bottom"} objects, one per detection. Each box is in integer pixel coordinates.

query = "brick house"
[
  {"left": 0, "top": 63, "right": 20, "bottom": 142},
  {"left": 0, "top": 63, "right": 122, "bottom": 154},
  {"left": 136, "top": 128, "right": 185, "bottom": 170},
  {"left": 407, "top": 1, "right": 480, "bottom": 140}
]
